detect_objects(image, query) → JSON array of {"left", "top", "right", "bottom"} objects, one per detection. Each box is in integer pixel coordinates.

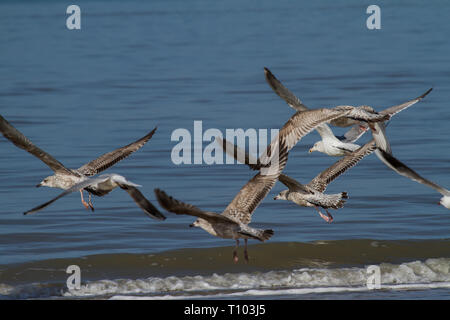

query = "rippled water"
[{"left": 0, "top": 0, "right": 449, "bottom": 299}]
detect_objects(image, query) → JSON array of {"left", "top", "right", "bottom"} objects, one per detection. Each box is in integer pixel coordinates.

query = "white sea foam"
[
  {"left": 1, "top": 258, "right": 449, "bottom": 299},
  {"left": 111, "top": 282, "right": 450, "bottom": 300},
  {"left": 70, "top": 258, "right": 450, "bottom": 299}
]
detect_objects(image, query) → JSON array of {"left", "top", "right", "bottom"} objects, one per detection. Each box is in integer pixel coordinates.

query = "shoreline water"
[
  {"left": 1, "top": 0, "right": 449, "bottom": 300},
  {"left": 1, "top": 239, "right": 449, "bottom": 299}
]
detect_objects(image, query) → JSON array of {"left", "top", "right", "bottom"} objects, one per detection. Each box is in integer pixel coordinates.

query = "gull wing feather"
[
  {"left": 215, "top": 136, "right": 261, "bottom": 170},
  {"left": 379, "top": 88, "right": 433, "bottom": 116},
  {"left": 78, "top": 127, "right": 157, "bottom": 176},
  {"left": 339, "top": 88, "right": 432, "bottom": 143},
  {"left": 370, "top": 122, "right": 392, "bottom": 154},
  {"left": 222, "top": 141, "right": 289, "bottom": 225},
  {"left": 339, "top": 125, "right": 368, "bottom": 143},
  {"left": 154, "top": 189, "right": 238, "bottom": 225},
  {"left": 264, "top": 67, "right": 309, "bottom": 112},
  {"left": 0, "top": 115, "right": 74, "bottom": 176},
  {"left": 118, "top": 185, "right": 166, "bottom": 221},
  {"left": 315, "top": 123, "right": 340, "bottom": 142},
  {"left": 278, "top": 174, "right": 311, "bottom": 193},
  {"left": 308, "top": 139, "right": 377, "bottom": 193},
  {"left": 375, "top": 149, "right": 449, "bottom": 197},
  {"left": 265, "top": 106, "right": 386, "bottom": 161}
]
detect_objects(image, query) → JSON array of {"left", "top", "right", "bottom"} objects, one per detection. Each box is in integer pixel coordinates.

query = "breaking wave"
[{"left": 1, "top": 257, "right": 449, "bottom": 299}]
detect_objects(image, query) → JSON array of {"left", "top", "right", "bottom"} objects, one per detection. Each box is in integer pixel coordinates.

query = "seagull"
[
  {"left": 154, "top": 140, "right": 289, "bottom": 263},
  {"left": 308, "top": 124, "right": 362, "bottom": 156},
  {"left": 219, "top": 137, "right": 377, "bottom": 222},
  {"left": 215, "top": 101, "right": 383, "bottom": 163},
  {"left": 367, "top": 121, "right": 450, "bottom": 209},
  {"left": 24, "top": 173, "right": 166, "bottom": 220},
  {"left": 263, "top": 66, "right": 433, "bottom": 156},
  {"left": 0, "top": 114, "right": 158, "bottom": 213},
  {"left": 214, "top": 100, "right": 388, "bottom": 223},
  {"left": 154, "top": 103, "right": 380, "bottom": 262},
  {"left": 274, "top": 174, "right": 348, "bottom": 223},
  {"left": 260, "top": 104, "right": 389, "bottom": 159}
]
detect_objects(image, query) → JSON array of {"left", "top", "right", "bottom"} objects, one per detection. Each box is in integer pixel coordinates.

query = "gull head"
[
  {"left": 189, "top": 218, "right": 218, "bottom": 237},
  {"left": 189, "top": 219, "right": 210, "bottom": 230},
  {"left": 439, "top": 195, "right": 450, "bottom": 209},
  {"left": 274, "top": 190, "right": 289, "bottom": 200},
  {"left": 189, "top": 219, "right": 201, "bottom": 228},
  {"left": 309, "top": 141, "right": 324, "bottom": 153},
  {"left": 36, "top": 175, "right": 59, "bottom": 188}
]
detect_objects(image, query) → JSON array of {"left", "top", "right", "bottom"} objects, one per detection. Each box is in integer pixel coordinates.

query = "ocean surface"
[{"left": 0, "top": 0, "right": 449, "bottom": 300}]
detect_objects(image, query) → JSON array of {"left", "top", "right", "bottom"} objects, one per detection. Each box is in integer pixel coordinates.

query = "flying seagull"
[
  {"left": 216, "top": 99, "right": 386, "bottom": 171},
  {"left": 263, "top": 66, "right": 432, "bottom": 156},
  {"left": 259, "top": 104, "right": 388, "bottom": 160},
  {"left": 154, "top": 140, "right": 289, "bottom": 263},
  {"left": 154, "top": 104, "right": 387, "bottom": 262},
  {"left": 219, "top": 137, "right": 377, "bottom": 222},
  {"left": 24, "top": 173, "right": 166, "bottom": 220},
  {"left": 274, "top": 174, "right": 348, "bottom": 223},
  {"left": 308, "top": 124, "right": 362, "bottom": 156},
  {"left": 0, "top": 114, "right": 161, "bottom": 216}
]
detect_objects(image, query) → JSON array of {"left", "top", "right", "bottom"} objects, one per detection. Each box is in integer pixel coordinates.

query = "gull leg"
[
  {"left": 313, "top": 206, "right": 332, "bottom": 223},
  {"left": 324, "top": 209, "right": 334, "bottom": 223},
  {"left": 233, "top": 239, "right": 239, "bottom": 263},
  {"left": 244, "top": 239, "right": 249, "bottom": 263},
  {"left": 80, "top": 190, "right": 90, "bottom": 211},
  {"left": 87, "top": 192, "right": 95, "bottom": 212}
]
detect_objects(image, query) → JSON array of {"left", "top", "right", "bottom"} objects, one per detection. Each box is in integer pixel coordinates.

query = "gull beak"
[
  {"left": 309, "top": 148, "right": 313, "bottom": 153},
  {"left": 36, "top": 182, "right": 42, "bottom": 188},
  {"left": 189, "top": 223, "right": 194, "bottom": 228}
]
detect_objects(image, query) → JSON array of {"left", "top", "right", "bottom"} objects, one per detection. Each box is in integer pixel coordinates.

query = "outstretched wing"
[
  {"left": 23, "top": 176, "right": 110, "bottom": 215},
  {"left": 222, "top": 141, "right": 289, "bottom": 225},
  {"left": 0, "top": 115, "right": 74, "bottom": 175},
  {"left": 222, "top": 173, "right": 281, "bottom": 225},
  {"left": 215, "top": 136, "right": 261, "bottom": 170},
  {"left": 272, "top": 108, "right": 349, "bottom": 154},
  {"left": 264, "top": 67, "right": 309, "bottom": 112},
  {"left": 278, "top": 174, "right": 311, "bottom": 193},
  {"left": 379, "top": 88, "right": 432, "bottom": 116},
  {"left": 78, "top": 127, "right": 157, "bottom": 176},
  {"left": 154, "top": 188, "right": 238, "bottom": 225},
  {"left": 338, "top": 88, "right": 432, "bottom": 143},
  {"left": 315, "top": 123, "right": 340, "bottom": 142},
  {"left": 375, "top": 149, "right": 449, "bottom": 197},
  {"left": 267, "top": 106, "right": 386, "bottom": 159},
  {"left": 119, "top": 185, "right": 166, "bottom": 221},
  {"left": 308, "top": 139, "right": 377, "bottom": 193},
  {"left": 369, "top": 121, "right": 391, "bottom": 154}
]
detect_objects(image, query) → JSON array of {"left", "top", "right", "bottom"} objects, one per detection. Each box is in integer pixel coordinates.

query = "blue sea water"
[{"left": 0, "top": 0, "right": 449, "bottom": 299}]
